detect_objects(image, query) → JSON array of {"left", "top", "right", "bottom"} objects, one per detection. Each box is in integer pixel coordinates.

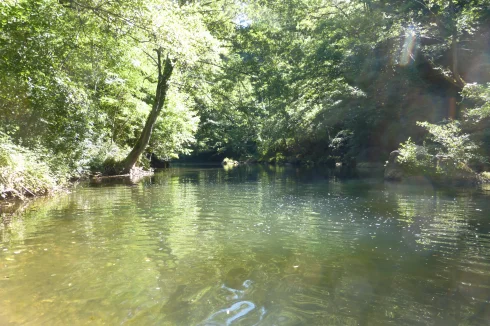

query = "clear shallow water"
[{"left": 1, "top": 165, "right": 490, "bottom": 325}]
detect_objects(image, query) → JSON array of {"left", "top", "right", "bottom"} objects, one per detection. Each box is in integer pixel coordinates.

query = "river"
[{"left": 1, "top": 165, "right": 490, "bottom": 325}]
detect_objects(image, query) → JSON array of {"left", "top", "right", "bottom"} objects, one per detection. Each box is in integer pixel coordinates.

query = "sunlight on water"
[{"left": 1, "top": 165, "right": 490, "bottom": 325}]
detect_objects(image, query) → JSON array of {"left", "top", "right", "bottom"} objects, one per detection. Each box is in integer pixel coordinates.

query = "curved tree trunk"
[{"left": 123, "top": 49, "right": 174, "bottom": 173}]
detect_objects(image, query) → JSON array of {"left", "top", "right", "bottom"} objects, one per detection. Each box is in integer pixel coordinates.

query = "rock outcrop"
[{"left": 384, "top": 150, "right": 403, "bottom": 181}]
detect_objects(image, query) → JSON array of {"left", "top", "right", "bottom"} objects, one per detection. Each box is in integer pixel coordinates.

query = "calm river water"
[{"left": 1, "top": 165, "right": 490, "bottom": 325}]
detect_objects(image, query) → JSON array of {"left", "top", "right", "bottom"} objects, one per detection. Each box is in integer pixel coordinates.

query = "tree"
[
  {"left": 123, "top": 50, "right": 175, "bottom": 172},
  {"left": 57, "top": 0, "right": 235, "bottom": 172},
  {"left": 211, "top": 0, "right": 490, "bottom": 165}
]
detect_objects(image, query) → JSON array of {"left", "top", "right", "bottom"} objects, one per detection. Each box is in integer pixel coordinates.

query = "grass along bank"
[
  {"left": 0, "top": 132, "right": 156, "bottom": 200},
  {"left": 0, "top": 136, "right": 65, "bottom": 199}
]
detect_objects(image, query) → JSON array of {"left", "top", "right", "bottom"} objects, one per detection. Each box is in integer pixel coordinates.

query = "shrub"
[
  {"left": 0, "top": 133, "right": 62, "bottom": 198},
  {"left": 463, "top": 83, "right": 490, "bottom": 120},
  {"left": 416, "top": 121, "right": 480, "bottom": 166},
  {"left": 100, "top": 157, "right": 124, "bottom": 176},
  {"left": 85, "top": 140, "right": 130, "bottom": 174},
  {"left": 397, "top": 138, "right": 433, "bottom": 174},
  {"left": 396, "top": 121, "right": 485, "bottom": 180}
]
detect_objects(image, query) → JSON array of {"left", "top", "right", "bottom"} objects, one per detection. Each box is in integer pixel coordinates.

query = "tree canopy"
[{"left": 1, "top": 0, "right": 489, "bottom": 192}]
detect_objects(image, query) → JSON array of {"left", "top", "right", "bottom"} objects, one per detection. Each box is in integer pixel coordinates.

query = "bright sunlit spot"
[
  {"left": 235, "top": 12, "right": 252, "bottom": 27},
  {"left": 234, "top": 2, "right": 252, "bottom": 27}
]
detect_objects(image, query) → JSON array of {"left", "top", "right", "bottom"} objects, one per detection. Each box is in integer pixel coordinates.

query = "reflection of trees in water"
[
  {"left": 150, "top": 168, "right": 490, "bottom": 325},
  {"left": 1, "top": 193, "right": 73, "bottom": 243},
  {"left": 387, "top": 184, "right": 490, "bottom": 324},
  {"left": 2, "top": 167, "right": 490, "bottom": 324}
]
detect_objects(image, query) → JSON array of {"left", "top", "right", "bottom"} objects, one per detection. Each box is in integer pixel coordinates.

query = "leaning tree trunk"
[{"left": 123, "top": 50, "right": 174, "bottom": 173}]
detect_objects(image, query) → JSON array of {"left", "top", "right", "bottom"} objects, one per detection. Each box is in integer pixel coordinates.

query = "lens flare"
[{"left": 400, "top": 29, "right": 417, "bottom": 66}]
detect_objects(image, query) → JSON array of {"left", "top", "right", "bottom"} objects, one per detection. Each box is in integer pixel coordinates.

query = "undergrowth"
[{"left": 0, "top": 134, "right": 63, "bottom": 199}]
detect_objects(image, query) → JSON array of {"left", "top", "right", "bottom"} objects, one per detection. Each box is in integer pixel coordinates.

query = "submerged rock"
[{"left": 222, "top": 158, "right": 239, "bottom": 166}]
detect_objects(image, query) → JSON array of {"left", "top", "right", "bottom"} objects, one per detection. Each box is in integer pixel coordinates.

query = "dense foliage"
[
  {"left": 197, "top": 0, "right": 490, "bottom": 166},
  {"left": 1, "top": 0, "right": 236, "bottom": 191},
  {"left": 1, "top": 0, "right": 489, "bottom": 196}
]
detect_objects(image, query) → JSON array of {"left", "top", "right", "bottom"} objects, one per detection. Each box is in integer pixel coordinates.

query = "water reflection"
[{"left": 1, "top": 165, "right": 490, "bottom": 325}]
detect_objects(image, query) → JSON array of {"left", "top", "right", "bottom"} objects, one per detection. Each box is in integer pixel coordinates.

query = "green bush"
[
  {"left": 416, "top": 121, "right": 480, "bottom": 166},
  {"left": 0, "top": 133, "right": 62, "bottom": 198},
  {"left": 85, "top": 141, "right": 129, "bottom": 174},
  {"left": 463, "top": 83, "right": 490, "bottom": 120},
  {"left": 100, "top": 157, "right": 125, "bottom": 176},
  {"left": 397, "top": 138, "right": 433, "bottom": 174},
  {"left": 397, "top": 121, "right": 485, "bottom": 179},
  {"left": 86, "top": 140, "right": 152, "bottom": 175}
]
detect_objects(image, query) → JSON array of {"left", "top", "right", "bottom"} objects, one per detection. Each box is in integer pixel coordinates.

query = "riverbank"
[
  {"left": 384, "top": 150, "right": 490, "bottom": 186},
  {"left": 0, "top": 169, "right": 155, "bottom": 224},
  {"left": 0, "top": 159, "right": 64, "bottom": 200},
  {"left": 222, "top": 155, "right": 490, "bottom": 187},
  {"left": 3, "top": 152, "right": 488, "bottom": 202},
  {"left": 1, "top": 168, "right": 154, "bottom": 201},
  {"left": 0, "top": 133, "right": 154, "bottom": 201}
]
